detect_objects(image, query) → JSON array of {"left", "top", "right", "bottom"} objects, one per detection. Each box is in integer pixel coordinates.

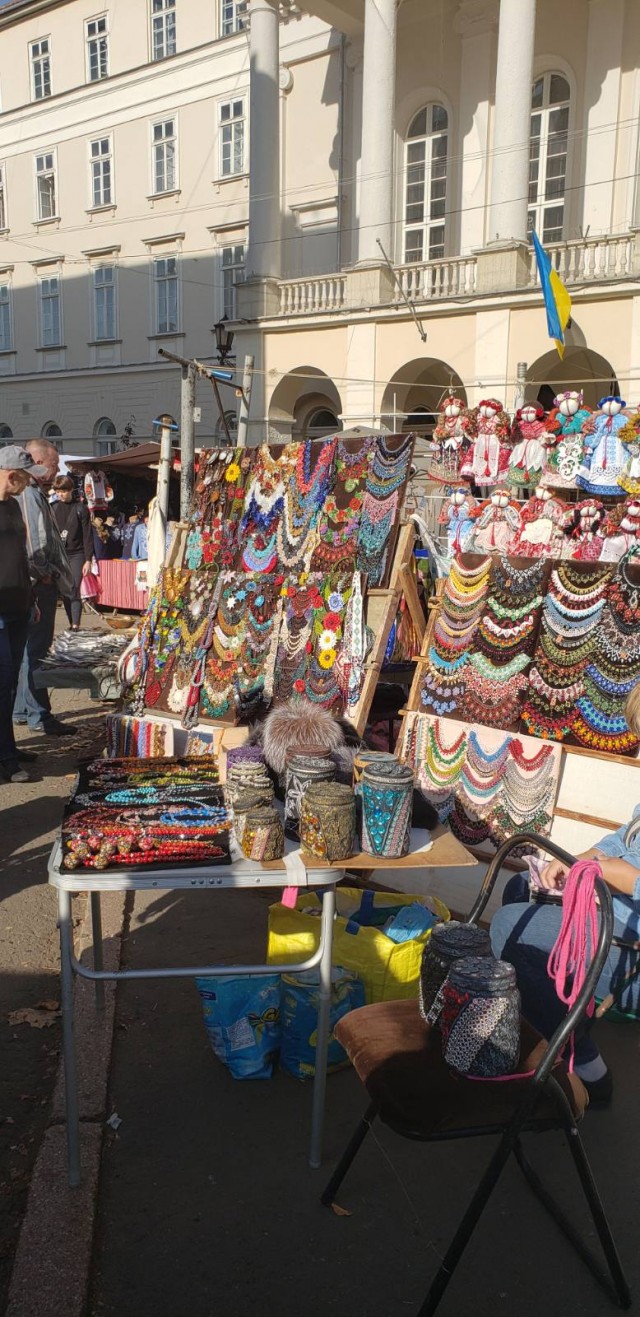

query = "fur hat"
[{"left": 256, "top": 699, "right": 346, "bottom": 776}]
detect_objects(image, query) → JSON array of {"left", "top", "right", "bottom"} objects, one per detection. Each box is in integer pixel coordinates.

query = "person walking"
[
  {"left": 13, "top": 438, "right": 74, "bottom": 738},
  {"left": 50, "top": 475, "right": 94, "bottom": 630},
  {"left": 0, "top": 447, "right": 46, "bottom": 782}
]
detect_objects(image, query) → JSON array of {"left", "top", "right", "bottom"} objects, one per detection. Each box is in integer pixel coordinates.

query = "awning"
[{"left": 65, "top": 443, "right": 172, "bottom": 475}]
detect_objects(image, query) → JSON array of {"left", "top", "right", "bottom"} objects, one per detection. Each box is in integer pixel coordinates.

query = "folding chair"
[{"left": 321, "top": 832, "right": 632, "bottom": 1315}]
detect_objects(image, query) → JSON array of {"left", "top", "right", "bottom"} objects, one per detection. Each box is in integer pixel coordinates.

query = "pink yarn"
[{"left": 547, "top": 859, "right": 602, "bottom": 1071}]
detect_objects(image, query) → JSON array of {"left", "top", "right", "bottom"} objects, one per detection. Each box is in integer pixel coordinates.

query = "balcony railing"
[
  {"left": 526, "top": 233, "right": 634, "bottom": 285},
  {"left": 279, "top": 274, "right": 347, "bottom": 315},
  {"left": 392, "top": 255, "right": 478, "bottom": 302}
]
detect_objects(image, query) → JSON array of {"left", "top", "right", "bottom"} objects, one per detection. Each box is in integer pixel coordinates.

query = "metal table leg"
[
  {"left": 58, "top": 888, "right": 81, "bottom": 1187},
  {"left": 309, "top": 885, "right": 336, "bottom": 1169},
  {"left": 90, "top": 892, "right": 105, "bottom": 1013}
]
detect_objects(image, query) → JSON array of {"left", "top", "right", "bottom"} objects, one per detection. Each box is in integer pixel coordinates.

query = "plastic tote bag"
[
  {"left": 268, "top": 888, "right": 449, "bottom": 1005},
  {"left": 280, "top": 967, "right": 365, "bottom": 1081},
  {"left": 196, "top": 974, "right": 281, "bottom": 1079},
  {"left": 80, "top": 568, "right": 101, "bottom": 600}
]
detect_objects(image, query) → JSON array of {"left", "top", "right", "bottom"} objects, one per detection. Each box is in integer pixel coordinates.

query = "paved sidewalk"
[{"left": 88, "top": 885, "right": 640, "bottom": 1317}]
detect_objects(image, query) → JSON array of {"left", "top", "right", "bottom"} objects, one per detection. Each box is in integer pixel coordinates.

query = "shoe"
[
  {"left": 43, "top": 720, "right": 75, "bottom": 737},
  {"left": 581, "top": 1070, "right": 613, "bottom": 1108},
  {"left": 0, "top": 758, "right": 30, "bottom": 783},
  {"left": 15, "top": 748, "right": 38, "bottom": 762}
]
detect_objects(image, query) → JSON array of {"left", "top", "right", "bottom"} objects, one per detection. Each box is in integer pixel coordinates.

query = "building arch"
[
  {"left": 380, "top": 358, "right": 466, "bottom": 436},
  {"left": 526, "top": 347, "right": 620, "bottom": 411},
  {"left": 268, "top": 367, "right": 342, "bottom": 441},
  {"left": 0, "top": 423, "right": 12, "bottom": 442}
]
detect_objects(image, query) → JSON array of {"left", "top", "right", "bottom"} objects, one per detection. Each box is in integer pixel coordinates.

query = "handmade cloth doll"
[
  {"left": 541, "top": 391, "right": 591, "bottom": 489},
  {"left": 460, "top": 399, "right": 512, "bottom": 485},
  {"left": 600, "top": 499, "right": 640, "bottom": 562},
  {"left": 509, "top": 486, "right": 566, "bottom": 558},
  {"left": 427, "top": 395, "right": 475, "bottom": 483},
  {"left": 617, "top": 411, "right": 640, "bottom": 497},
  {"left": 438, "top": 487, "right": 477, "bottom": 555},
  {"left": 562, "top": 498, "right": 606, "bottom": 561},
  {"left": 507, "top": 404, "right": 548, "bottom": 488},
  {"left": 576, "top": 395, "right": 629, "bottom": 496},
  {"left": 468, "top": 488, "right": 521, "bottom": 553}
]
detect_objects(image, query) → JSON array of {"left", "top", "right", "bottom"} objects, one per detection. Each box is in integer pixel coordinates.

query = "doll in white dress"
[
  {"left": 507, "top": 405, "right": 549, "bottom": 488},
  {"left": 509, "top": 486, "right": 566, "bottom": 558},
  {"left": 427, "top": 395, "right": 475, "bottom": 484},
  {"left": 576, "top": 395, "right": 629, "bottom": 496},
  {"left": 541, "top": 390, "right": 591, "bottom": 490},
  {"left": 617, "top": 410, "right": 640, "bottom": 497},
  {"left": 438, "top": 487, "right": 477, "bottom": 555},
  {"left": 460, "top": 399, "right": 512, "bottom": 485},
  {"left": 469, "top": 488, "right": 521, "bottom": 553}
]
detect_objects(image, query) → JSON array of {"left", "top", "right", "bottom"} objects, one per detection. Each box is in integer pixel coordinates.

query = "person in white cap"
[{"left": 0, "top": 446, "right": 47, "bottom": 782}]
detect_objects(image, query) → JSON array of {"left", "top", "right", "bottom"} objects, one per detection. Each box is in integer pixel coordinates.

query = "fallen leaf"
[
  {"left": 8, "top": 1007, "right": 60, "bottom": 1029},
  {"left": 330, "top": 1202, "right": 352, "bottom": 1217},
  {"left": 35, "top": 1000, "right": 60, "bottom": 1013}
]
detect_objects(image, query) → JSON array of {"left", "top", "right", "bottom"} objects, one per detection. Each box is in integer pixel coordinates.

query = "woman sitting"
[{"left": 491, "top": 687, "right": 640, "bottom": 1106}]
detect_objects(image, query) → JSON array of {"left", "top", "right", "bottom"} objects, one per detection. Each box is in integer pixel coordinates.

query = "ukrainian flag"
[{"left": 531, "top": 230, "right": 572, "bottom": 359}]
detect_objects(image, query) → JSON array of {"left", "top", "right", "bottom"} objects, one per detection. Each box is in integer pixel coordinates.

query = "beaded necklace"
[
  {"left": 357, "top": 435, "right": 413, "bottom": 586},
  {"left": 277, "top": 438, "right": 337, "bottom": 571}
]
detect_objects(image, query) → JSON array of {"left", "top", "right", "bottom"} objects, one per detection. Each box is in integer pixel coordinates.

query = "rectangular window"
[
  {"left": 39, "top": 275, "right": 61, "bottom": 346},
  {"left": 35, "top": 152, "right": 57, "bottom": 220},
  {"left": 0, "top": 166, "right": 7, "bottom": 231},
  {"left": 93, "top": 265, "right": 116, "bottom": 340},
  {"left": 151, "top": 0, "right": 176, "bottom": 61},
  {"left": 153, "top": 255, "right": 178, "bottom": 334},
  {"left": 152, "top": 118, "right": 176, "bottom": 193},
  {"left": 220, "top": 0, "right": 248, "bottom": 37},
  {"left": 90, "top": 137, "right": 112, "bottom": 207},
  {"left": 86, "top": 15, "right": 108, "bottom": 82},
  {"left": 0, "top": 284, "right": 12, "bottom": 352},
  {"left": 31, "top": 38, "right": 51, "bottom": 100},
  {"left": 219, "top": 99, "right": 245, "bottom": 177},
  {"left": 221, "top": 243, "right": 245, "bottom": 318}
]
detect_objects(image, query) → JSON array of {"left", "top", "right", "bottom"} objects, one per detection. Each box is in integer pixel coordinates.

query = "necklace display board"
[{"left": 120, "top": 437, "right": 422, "bottom": 736}]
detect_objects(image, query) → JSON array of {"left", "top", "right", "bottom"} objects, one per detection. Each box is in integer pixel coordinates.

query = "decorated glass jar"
[
  {"left": 300, "top": 782, "right": 356, "bottom": 862},
  {"left": 240, "top": 805, "right": 285, "bottom": 862},
  {"left": 359, "top": 762, "right": 414, "bottom": 858},
  {"left": 441, "top": 956, "right": 520, "bottom": 1078},
  {"left": 418, "top": 921, "right": 493, "bottom": 1019},
  {"left": 352, "top": 749, "right": 400, "bottom": 785},
  {"left": 232, "top": 787, "right": 275, "bottom": 846},
  {"left": 284, "top": 753, "right": 336, "bottom": 830}
]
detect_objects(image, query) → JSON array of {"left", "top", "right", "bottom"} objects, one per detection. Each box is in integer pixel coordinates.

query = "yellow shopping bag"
[{"left": 267, "top": 887, "right": 449, "bottom": 1004}]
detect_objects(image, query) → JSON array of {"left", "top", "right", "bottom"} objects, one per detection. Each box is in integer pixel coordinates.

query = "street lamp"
[{"left": 214, "top": 316, "right": 235, "bottom": 364}]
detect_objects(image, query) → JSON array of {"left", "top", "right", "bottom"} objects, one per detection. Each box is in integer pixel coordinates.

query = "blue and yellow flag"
[{"left": 531, "top": 230, "right": 572, "bottom": 359}]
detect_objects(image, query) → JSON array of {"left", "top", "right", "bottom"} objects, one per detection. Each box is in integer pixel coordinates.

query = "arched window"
[
  {"left": 0, "top": 423, "right": 13, "bottom": 443},
  {"left": 404, "top": 104, "right": 448, "bottom": 264},
  {"left": 42, "top": 421, "right": 62, "bottom": 449},
  {"left": 528, "top": 73, "right": 570, "bottom": 244},
  {"left": 305, "top": 407, "right": 339, "bottom": 439},
  {"left": 215, "top": 410, "right": 238, "bottom": 442},
  {"left": 94, "top": 416, "right": 117, "bottom": 456}
]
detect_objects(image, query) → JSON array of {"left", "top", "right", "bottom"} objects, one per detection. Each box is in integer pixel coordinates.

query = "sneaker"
[
  {"left": 43, "top": 720, "right": 75, "bottom": 737},
  {"left": 0, "top": 758, "right": 30, "bottom": 783},
  {"left": 15, "top": 748, "right": 38, "bottom": 763},
  {"left": 581, "top": 1070, "right": 613, "bottom": 1109}
]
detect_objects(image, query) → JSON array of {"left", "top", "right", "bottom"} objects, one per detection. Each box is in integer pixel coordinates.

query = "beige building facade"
[{"left": 0, "top": 0, "right": 637, "bottom": 454}]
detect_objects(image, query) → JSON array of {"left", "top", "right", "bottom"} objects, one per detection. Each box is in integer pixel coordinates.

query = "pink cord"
[{"left": 547, "top": 859, "right": 602, "bottom": 1071}]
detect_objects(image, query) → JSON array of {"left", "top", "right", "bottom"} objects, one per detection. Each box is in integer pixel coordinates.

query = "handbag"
[{"left": 80, "top": 570, "right": 101, "bottom": 600}]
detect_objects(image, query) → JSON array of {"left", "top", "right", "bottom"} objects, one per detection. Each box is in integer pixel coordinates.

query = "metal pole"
[
  {"left": 90, "top": 892, "right": 105, "bottom": 1013},
  {"left": 180, "top": 363, "right": 196, "bottom": 520},
  {"left": 236, "top": 354, "right": 254, "bottom": 448},
  {"left": 514, "top": 360, "right": 528, "bottom": 412},
  {"left": 58, "top": 888, "right": 81, "bottom": 1187},
  {"left": 156, "top": 416, "right": 173, "bottom": 521},
  {"left": 309, "top": 885, "right": 336, "bottom": 1169}
]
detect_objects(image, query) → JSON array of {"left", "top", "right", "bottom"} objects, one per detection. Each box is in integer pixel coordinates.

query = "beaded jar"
[
  {"left": 284, "top": 753, "right": 336, "bottom": 830},
  {"left": 232, "top": 787, "right": 276, "bottom": 846},
  {"left": 440, "top": 956, "right": 520, "bottom": 1078},
  {"left": 360, "top": 762, "right": 414, "bottom": 858},
  {"left": 418, "top": 921, "right": 493, "bottom": 1020},
  {"left": 225, "top": 761, "right": 274, "bottom": 806},
  {"left": 240, "top": 806, "right": 285, "bottom": 862},
  {"left": 352, "top": 750, "right": 401, "bottom": 785},
  {"left": 300, "top": 782, "right": 356, "bottom": 862}
]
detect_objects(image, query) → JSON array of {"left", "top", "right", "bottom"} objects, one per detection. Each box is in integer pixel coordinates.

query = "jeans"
[
  {"left": 491, "top": 874, "right": 640, "bottom": 1065},
  {"left": 62, "top": 552, "right": 85, "bottom": 628},
  {"left": 13, "top": 582, "right": 58, "bottom": 730},
  {"left": 0, "top": 612, "right": 29, "bottom": 759}
]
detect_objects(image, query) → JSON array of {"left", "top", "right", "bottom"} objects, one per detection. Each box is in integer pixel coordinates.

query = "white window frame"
[
  {"left": 220, "top": 0, "right": 248, "bottom": 38},
  {"left": 86, "top": 14, "right": 109, "bottom": 82},
  {"left": 0, "top": 165, "right": 7, "bottom": 232},
  {"left": 151, "top": 0, "right": 176, "bottom": 62},
  {"left": 0, "top": 281, "right": 13, "bottom": 353},
  {"left": 220, "top": 241, "right": 245, "bottom": 319},
  {"left": 153, "top": 254, "right": 179, "bottom": 335},
  {"left": 151, "top": 117, "right": 177, "bottom": 195},
  {"left": 92, "top": 264, "right": 117, "bottom": 341},
  {"left": 38, "top": 272, "right": 62, "bottom": 348},
  {"left": 528, "top": 71, "right": 571, "bottom": 245},
  {"left": 30, "top": 37, "right": 51, "bottom": 101},
  {"left": 34, "top": 150, "right": 58, "bottom": 222},
  {"left": 89, "top": 136, "right": 113, "bottom": 208},
  {"left": 218, "top": 98, "right": 246, "bottom": 178},
  {"left": 403, "top": 103, "right": 448, "bottom": 265}
]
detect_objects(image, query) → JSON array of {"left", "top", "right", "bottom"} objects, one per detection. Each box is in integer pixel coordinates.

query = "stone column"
[
  {"left": 455, "top": 1, "right": 498, "bottom": 255},
  {"left": 487, "top": 0, "right": 536, "bottom": 244},
  {"left": 246, "top": 0, "right": 281, "bottom": 280},
  {"left": 358, "top": 0, "right": 397, "bottom": 264}
]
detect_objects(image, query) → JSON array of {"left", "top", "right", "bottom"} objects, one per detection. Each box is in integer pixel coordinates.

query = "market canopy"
[{"left": 65, "top": 443, "right": 176, "bottom": 475}]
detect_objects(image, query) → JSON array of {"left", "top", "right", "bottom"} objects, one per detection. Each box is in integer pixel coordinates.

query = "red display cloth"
[{"left": 96, "top": 559, "right": 149, "bottom": 612}]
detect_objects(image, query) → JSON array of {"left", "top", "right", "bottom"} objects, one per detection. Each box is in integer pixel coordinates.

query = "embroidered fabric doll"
[
  {"left": 427, "top": 395, "right": 475, "bottom": 483},
  {"left": 616, "top": 410, "right": 640, "bottom": 497},
  {"left": 468, "top": 488, "right": 521, "bottom": 554},
  {"left": 460, "top": 399, "right": 512, "bottom": 485},
  {"left": 600, "top": 499, "right": 640, "bottom": 563},
  {"left": 562, "top": 498, "right": 606, "bottom": 561},
  {"left": 509, "top": 486, "right": 566, "bottom": 558},
  {"left": 576, "top": 395, "right": 629, "bottom": 496},
  {"left": 541, "top": 391, "right": 591, "bottom": 489},
  {"left": 507, "top": 404, "right": 549, "bottom": 488},
  {"left": 438, "top": 487, "right": 477, "bottom": 555}
]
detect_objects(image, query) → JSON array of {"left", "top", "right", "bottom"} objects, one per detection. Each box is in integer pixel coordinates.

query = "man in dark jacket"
[
  {"left": 13, "top": 439, "right": 74, "bottom": 737},
  {"left": 0, "top": 446, "right": 45, "bottom": 781}
]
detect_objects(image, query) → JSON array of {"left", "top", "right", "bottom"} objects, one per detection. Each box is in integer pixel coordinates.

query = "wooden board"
[
  {"left": 347, "top": 521, "right": 420, "bottom": 736},
  {"left": 259, "top": 823, "right": 476, "bottom": 872}
]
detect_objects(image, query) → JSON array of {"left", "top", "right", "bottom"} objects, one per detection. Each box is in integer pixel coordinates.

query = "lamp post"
[{"left": 214, "top": 316, "right": 235, "bottom": 365}]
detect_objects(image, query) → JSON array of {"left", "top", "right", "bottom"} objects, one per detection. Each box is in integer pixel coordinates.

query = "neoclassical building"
[{"left": 0, "top": 0, "right": 637, "bottom": 452}]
